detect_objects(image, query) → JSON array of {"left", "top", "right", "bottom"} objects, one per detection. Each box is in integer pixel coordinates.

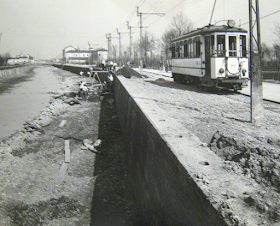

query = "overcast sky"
[{"left": 0, "top": 0, "right": 279, "bottom": 59}]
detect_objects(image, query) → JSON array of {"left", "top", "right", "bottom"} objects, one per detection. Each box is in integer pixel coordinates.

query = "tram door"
[{"left": 204, "top": 36, "right": 211, "bottom": 78}]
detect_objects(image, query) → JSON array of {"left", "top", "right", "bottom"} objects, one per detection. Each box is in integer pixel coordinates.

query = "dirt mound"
[
  {"left": 115, "top": 67, "right": 147, "bottom": 78},
  {"left": 210, "top": 131, "right": 280, "bottom": 191}
]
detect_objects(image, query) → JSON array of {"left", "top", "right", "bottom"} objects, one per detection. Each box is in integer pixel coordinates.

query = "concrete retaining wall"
[
  {"left": 52, "top": 63, "right": 101, "bottom": 75},
  {"left": 0, "top": 65, "right": 34, "bottom": 77},
  {"left": 113, "top": 71, "right": 265, "bottom": 226},
  {"left": 54, "top": 64, "right": 261, "bottom": 225},
  {"left": 113, "top": 76, "right": 230, "bottom": 226}
]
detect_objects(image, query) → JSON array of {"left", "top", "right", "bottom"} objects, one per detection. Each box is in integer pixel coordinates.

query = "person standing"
[
  {"left": 101, "top": 59, "right": 106, "bottom": 70},
  {"left": 164, "top": 60, "right": 169, "bottom": 72},
  {"left": 79, "top": 81, "right": 88, "bottom": 101}
]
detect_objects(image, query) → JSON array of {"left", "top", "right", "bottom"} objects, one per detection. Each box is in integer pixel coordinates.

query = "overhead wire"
[
  {"left": 241, "top": 9, "right": 280, "bottom": 25},
  {"left": 137, "top": 0, "right": 186, "bottom": 29},
  {"left": 108, "top": 0, "right": 146, "bottom": 35},
  {"left": 164, "top": 0, "right": 186, "bottom": 15},
  {"left": 104, "top": 0, "right": 147, "bottom": 47}
]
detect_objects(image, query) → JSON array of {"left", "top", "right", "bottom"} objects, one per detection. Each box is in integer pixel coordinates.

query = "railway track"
[
  {"left": 134, "top": 67, "right": 280, "bottom": 122},
  {"left": 136, "top": 68, "right": 280, "bottom": 104}
]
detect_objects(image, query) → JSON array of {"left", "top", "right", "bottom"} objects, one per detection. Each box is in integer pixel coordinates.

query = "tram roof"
[{"left": 171, "top": 25, "right": 247, "bottom": 43}]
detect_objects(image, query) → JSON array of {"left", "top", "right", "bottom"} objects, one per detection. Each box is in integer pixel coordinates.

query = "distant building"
[
  {"left": 7, "top": 54, "right": 34, "bottom": 66},
  {"left": 62, "top": 46, "right": 108, "bottom": 65}
]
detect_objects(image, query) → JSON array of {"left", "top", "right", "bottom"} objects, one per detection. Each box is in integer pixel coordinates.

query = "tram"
[{"left": 170, "top": 20, "right": 249, "bottom": 90}]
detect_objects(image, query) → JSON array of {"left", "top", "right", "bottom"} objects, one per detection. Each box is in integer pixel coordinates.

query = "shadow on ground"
[{"left": 90, "top": 98, "right": 138, "bottom": 226}]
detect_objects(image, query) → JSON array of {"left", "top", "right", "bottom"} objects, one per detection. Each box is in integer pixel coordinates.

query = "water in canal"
[{"left": 0, "top": 66, "right": 66, "bottom": 141}]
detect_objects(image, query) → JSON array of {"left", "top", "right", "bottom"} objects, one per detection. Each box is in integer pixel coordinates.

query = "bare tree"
[
  {"left": 262, "top": 43, "right": 273, "bottom": 67},
  {"left": 170, "top": 12, "right": 194, "bottom": 37},
  {"left": 4, "top": 53, "right": 11, "bottom": 59},
  {"left": 273, "top": 44, "right": 280, "bottom": 68},
  {"left": 139, "top": 31, "right": 156, "bottom": 66},
  {"left": 111, "top": 45, "right": 117, "bottom": 62},
  {"left": 0, "top": 52, "right": 11, "bottom": 66},
  {"left": 161, "top": 12, "right": 194, "bottom": 59},
  {"left": 274, "top": 22, "right": 280, "bottom": 43}
]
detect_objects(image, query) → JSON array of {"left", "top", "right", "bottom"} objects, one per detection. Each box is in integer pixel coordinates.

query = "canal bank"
[
  {"left": 0, "top": 66, "right": 136, "bottom": 225},
  {"left": 2, "top": 64, "right": 279, "bottom": 225},
  {"left": 0, "top": 66, "right": 65, "bottom": 140}
]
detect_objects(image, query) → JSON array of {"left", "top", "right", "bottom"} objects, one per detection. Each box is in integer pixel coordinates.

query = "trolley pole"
[{"left": 249, "top": 0, "right": 263, "bottom": 126}]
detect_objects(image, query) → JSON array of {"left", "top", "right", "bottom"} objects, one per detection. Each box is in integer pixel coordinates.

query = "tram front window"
[
  {"left": 217, "top": 35, "right": 225, "bottom": 57},
  {"left": 229, "top": 36, "right": 237, "bottom": 56},
  {"left": 240, "top": 35, "right": 247, "bottom": 57}
]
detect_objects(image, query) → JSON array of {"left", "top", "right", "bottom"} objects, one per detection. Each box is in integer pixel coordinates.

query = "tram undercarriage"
[{"left": 172, "top": 73, "right": 248, "bottom": 91}]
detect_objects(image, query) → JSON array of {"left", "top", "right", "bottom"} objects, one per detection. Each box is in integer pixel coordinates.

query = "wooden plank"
[
  {"left": 58, "top": 120, "right": 67, "bottom": 128},
  {"left": 65, "top": 140, "right": 70, "bottom": 163},
  {"left": 59, "top": 162, "right": 69, "bottom": 175}
]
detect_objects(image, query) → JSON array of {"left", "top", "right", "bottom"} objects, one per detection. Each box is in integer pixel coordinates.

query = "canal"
[{"left": 0, "top": 66, "right": 66, "bottom": 141}]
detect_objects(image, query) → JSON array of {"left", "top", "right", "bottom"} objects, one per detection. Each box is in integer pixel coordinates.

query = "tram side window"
[
  {"left": 184, "top": 41, "right": 188, "bottom": 58},
  {"left": 170, "top": 46, "right": 175, "bottom": 58},
  {"left": 188, "top": 39, "right": 193, "bottom": 57},
  {"left": 176, "top": 45, "right": 180, "bottom": 58},
  {"left": 193, "top": 37, "right": 201, "bottom": 57},
  {"left": 240, "top": 35, "right": 247, "bottom": 57},
  {"left": 217, "top": 35, "right": 225, "bottom": 57},
  {"left": 229, "top": 36, "right": 237, "bottom": 56},
  {"left": 180, "top": 43, "right": 184, "bottom": 58}
]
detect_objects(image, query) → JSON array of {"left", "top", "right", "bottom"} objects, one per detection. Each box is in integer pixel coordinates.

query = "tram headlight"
[
  {"left": 219, "top": 68, "right": 225, "bottom": 74},
  {"left": 227, "top": 20, "right": 236, "bottom": 27}
]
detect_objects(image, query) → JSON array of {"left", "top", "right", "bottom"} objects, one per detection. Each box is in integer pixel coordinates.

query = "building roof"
[{"left": 66, "top": 48, "right": 108, "bottom": 53}]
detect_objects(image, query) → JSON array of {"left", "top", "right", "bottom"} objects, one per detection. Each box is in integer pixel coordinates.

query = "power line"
[
  {"left": 164, "top": 0, "right": 186, "bottom": 15},
  {"left": 107, "top": 0, "right": 146, "bottom": 37},
  {"left": 145, "top": 0, "right": 186, "bottom": 28},
  {"left": 241, "top": 9, "right": 280, "bottom": 25}
]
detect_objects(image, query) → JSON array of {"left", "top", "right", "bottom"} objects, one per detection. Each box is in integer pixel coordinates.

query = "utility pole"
[
  {"left": 116, "top": 29, "right": 122, "bottom": 58},
  {"left": 136, "top": 6, "right": 165, "bottom": 59},
  {"left": 116, "top": 28, "right": 129, "bottom": 60},
  {"left": 126, "top": 21, "right": 148, "bottom": 61},
  {"left": 106, "top": 33, "right": 112, "bottom": 59},
  {"left": 249, "top": 0, "right": 263, "bottom": 126},
  {"left": 126, "top": 22, "right": 133, "bottom": 61}
]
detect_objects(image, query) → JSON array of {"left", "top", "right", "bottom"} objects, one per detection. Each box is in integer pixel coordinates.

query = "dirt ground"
[
  {"left": 133, "top": 68, "right": 280, "bottom": 226},
  {"left": 0, "top": 70, "right": 136, "bottom": 226},
  {"left": 1, "top": 66, "right": 280, "bottom": 225}
]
